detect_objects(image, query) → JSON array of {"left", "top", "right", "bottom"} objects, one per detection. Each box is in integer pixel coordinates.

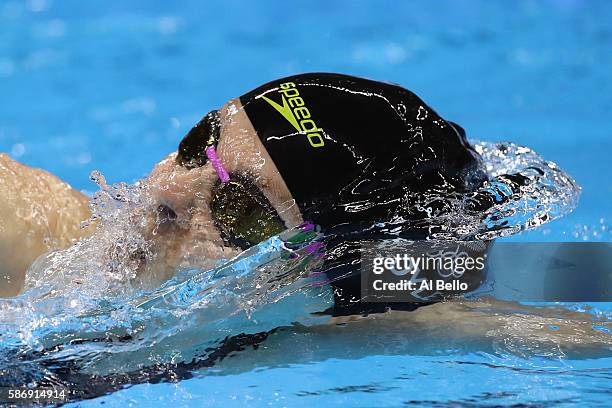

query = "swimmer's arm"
[{"left": 0, "top": 154, "right": 95, "bottom": 297}]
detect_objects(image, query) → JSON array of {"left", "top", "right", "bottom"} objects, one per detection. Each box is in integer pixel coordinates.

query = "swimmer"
[{"left": 0, "top": 73, "right": 527, "bottom": 302}]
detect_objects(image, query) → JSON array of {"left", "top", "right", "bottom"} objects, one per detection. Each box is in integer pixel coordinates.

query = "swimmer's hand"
[{"left": 0, "top": 154, "right": 95, "bottom": 297}]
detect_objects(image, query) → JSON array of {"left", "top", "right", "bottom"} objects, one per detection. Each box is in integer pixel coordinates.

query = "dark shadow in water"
[
  {"left": 3, "top": 311, "right": 612, "bottom": 406},
  {"left": 2, "top": 330, "right": 276, "bottom": 405}
]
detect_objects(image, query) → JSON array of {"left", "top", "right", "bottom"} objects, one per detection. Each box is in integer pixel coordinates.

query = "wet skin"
[{"left": 0, "top": 99, "right": 302, "bottom": 295}]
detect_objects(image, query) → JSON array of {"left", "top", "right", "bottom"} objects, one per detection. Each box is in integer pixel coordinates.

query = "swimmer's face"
[
  {"left": 137, "top": 73, "right": 487, "bottom": 283},
  {"left": 139, "top": 99, "right": 302, "bottom": 282}
]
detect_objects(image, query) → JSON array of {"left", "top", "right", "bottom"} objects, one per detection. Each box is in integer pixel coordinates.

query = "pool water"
[{"left": 1, "top": 0, "right": 611, "bottom": 406}]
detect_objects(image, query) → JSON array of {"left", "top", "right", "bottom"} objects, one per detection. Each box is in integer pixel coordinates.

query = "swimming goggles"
[{"left": 176, "top": 110, "right": 286, "bottom": 249}]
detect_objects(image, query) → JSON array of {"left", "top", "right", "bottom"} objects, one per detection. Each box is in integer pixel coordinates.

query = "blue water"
[{"left": 1, "top": 0, "right": 611, "bottom": 406}]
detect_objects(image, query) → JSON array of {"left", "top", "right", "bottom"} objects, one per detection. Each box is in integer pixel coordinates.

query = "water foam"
[{"left": 0, "top": 141, "right": 591, "bottom": 393}]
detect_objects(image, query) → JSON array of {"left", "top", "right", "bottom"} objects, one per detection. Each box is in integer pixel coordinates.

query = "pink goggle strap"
[{"left": 205, "top": 145, "right": 230, "bottom": 183}]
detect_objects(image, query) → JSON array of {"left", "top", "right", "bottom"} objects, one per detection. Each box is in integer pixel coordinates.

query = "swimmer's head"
[
  {"left": 232, "top": 73, "right": 487, "bottom": 230},
  {"left": 145, "top": 73, "right": 489, "bottom": 271}
]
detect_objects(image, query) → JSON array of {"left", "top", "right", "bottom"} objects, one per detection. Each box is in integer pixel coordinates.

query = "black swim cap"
[
  {"left": 176, "top": 110, "right": 221, "bottom": 168},
  {"left": 239, "top": 73, "right": 485, "bottom": 229}
]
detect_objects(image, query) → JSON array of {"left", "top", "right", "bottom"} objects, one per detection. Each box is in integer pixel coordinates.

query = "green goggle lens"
[{"left": 211, "top": 177, "right": 286, "bottom": 249}]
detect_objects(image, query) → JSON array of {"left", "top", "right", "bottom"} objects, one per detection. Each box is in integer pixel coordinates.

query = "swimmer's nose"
[
  {"left": 155, "top": 204, "right": 177, "bottom": 233},
  {"left": 176, "top": 110, "right": 221, "bottom": 168}
]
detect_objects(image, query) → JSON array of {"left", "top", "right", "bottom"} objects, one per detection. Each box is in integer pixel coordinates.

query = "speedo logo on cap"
[{"left": 258, "top": 82, "right": 325, "bottom": 148}]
